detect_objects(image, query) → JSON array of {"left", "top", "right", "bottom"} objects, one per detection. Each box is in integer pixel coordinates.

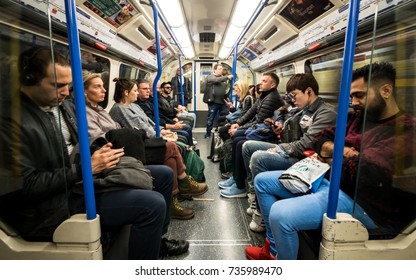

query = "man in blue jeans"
[
  {"left": 204, "top": 64, "right": 233, "bottom": 138},
  {"left": 245, "top": 62, "right": 416, "bottom": 260}
]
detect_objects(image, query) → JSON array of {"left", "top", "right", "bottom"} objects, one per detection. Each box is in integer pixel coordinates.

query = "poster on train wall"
[
  {"left": 280, "top": 0, "right": 334, "bottom": 29},
  {"left": 241, "top": 49, "right": 257, "bottom": 61},
  {"left": 82, "top": 0, "right": 139, "bottom": 28},
  {"left": 248, "top": 39, "right": 267, "bottom": 56}
]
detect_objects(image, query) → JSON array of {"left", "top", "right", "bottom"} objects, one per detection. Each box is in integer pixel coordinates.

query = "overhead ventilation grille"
[
  {"left": 203, "top": 25, "right": 212, "bottom": 31},
  {"left": 199, "top": 32, "right": 216, "bottom": 43},
  {"left": 261, "top": 26, "right": 278, "bottom": 42},
  {"left": 137, "top": 25, "right": 154, "bottom": 41}
]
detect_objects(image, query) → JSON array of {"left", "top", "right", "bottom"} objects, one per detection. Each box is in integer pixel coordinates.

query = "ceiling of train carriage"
[
  {"left": 76, "top": 0, "right": 347, "bottom": 61},
  {"left": 128, "top": 0, "right": 347, "bottom": 60}
]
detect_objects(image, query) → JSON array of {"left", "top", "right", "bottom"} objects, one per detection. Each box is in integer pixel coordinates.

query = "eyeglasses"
[
  {"left": 139, "top": 87, "right": 150, "bottom": 91},
  {"left": 164, "top": 87, "right": 172, "bottom": 89}
]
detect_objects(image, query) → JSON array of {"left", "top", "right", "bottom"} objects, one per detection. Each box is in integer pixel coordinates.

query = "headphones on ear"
[{"left": 20, "top": 47, "right": 48, "bottom": 86}]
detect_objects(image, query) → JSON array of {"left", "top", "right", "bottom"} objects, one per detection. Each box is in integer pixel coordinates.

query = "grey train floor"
[{"left": 164, "top": 130, "right": 266, "bottom": 260}]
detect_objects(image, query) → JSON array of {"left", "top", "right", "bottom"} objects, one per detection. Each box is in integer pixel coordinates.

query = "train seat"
[
  {"left": 319, "top": 213, "right": 416, "bottom": 260},
  {"left": 0, "top": 214, "right": 102, "bottom": 260}
]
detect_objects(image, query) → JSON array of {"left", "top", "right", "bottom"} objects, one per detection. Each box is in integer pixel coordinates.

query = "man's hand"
[
  {"left": 230, "top": 123, "right": 239, "bottom": 130},
  {"left": 91, "top": 143, "right": 124, "bottom": 174}
]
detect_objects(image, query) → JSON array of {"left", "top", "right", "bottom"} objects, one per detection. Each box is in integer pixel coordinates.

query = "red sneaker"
[{"left": 245, "top": 238, "right": 275, "bottom": 260}]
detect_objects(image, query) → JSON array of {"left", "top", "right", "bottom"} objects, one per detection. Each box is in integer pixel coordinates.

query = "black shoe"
[
  {"left": 204, "top": 133, "right": 211, "bottom": 139},
  {"left": 160, "top": 238, "right": 189, "bottom": 257}
]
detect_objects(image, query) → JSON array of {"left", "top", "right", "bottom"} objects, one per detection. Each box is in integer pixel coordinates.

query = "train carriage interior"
[{"left": 0, "top": 0, "right": 415, "bottom": 261}]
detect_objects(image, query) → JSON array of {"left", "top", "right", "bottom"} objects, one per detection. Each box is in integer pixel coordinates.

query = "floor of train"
[{"left": 163, "top": 129, "right": 266, "bottom": 260}]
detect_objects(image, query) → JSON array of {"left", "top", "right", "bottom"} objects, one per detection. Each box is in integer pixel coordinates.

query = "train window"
[
  {"left": 352, "top": 4, "right": 416, "bottom": 239},
  {"left": 275, "top": 65, "right": 295, "bottom": 94},
  {"left": 81, "top": 51, "right": 110, "bottom": 108},
  {"left": 119, "top": 64, "right": 150, "bottom": 80}
]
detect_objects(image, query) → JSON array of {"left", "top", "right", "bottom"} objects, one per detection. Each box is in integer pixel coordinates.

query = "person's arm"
[{"left": 279, "top": 106, "right": 337, "bottom": 158}]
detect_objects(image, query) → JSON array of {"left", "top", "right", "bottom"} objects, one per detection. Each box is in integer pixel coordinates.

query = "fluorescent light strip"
[
  {"left": 219, "top": 0, "right": 263, "bottom": 59},
  {"left": 154, "top": 0, "right": 195, "bottom": 58}
]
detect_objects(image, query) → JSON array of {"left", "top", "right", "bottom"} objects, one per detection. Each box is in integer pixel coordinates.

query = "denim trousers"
[
  {"left": 206, "top": 103, "right": 225, "bottom": 136},
  {"left": 73, "top": 165, "right": 173, "bottom": 260},
  {"left": 242, "top": 141, "right": 298, "bottom": 187},
  {"left": 255, "top": 170, "right": 377, "bottom": 260}
]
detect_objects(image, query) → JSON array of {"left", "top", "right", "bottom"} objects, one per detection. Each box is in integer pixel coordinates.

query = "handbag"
[
  {"left": 278, "top": 153, "right": 330, "bottom": 194},
  {"left": 144, "top": 137, "right": 167, "bottom": 165},
  {"left": 225, "top": 109, "right": 241, "bottom": 123},
  {"left": 245, "top": 123, "right": 276, "bottom": 141},
  {"left": 203, "top": 84, "right": 215, "bottom": 103},
  {"left": 93, "top": 156, "right": 153, "bottom": 192}
]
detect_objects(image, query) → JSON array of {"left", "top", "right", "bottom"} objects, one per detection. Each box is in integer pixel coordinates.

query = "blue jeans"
[
  {"left": 173, "top": 123, "right": 193, "bottom": 145},
  {"left": 242, "top": 141, "right": 298, "bottom": 187},
  {"left": 255, "top": 170, "right": 377, "bottom": 260},
  {"left": 206, "top": 103, "right": 224, "bottom": 136}
]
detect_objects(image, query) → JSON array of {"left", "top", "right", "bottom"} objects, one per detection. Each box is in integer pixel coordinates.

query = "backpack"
[
  {"left": 219, "top": 138, "right": 233, "bottom": 174},
  {"left": 176, "top": 142, "right": 206, "bottom": 182},
  {"left": 209, "top": 132, "right": 224, "bottom": 162}
]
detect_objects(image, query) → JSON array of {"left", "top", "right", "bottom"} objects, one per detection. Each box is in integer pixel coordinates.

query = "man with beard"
[{"left": 245, "top": 62, "right": 416, "bottom": 260}]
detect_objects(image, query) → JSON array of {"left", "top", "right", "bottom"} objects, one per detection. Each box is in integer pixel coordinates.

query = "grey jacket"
[
  {"left": 278, "top": 97, "right": 337, "bottom": 158},
  {"left": 206, "top": 74, "right": 231, "bottom": 104}
]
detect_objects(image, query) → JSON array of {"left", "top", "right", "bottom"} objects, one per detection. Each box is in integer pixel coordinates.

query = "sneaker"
[
  {"left": 221, "top": 172, "right": 232, "bottom": 179},
  {"left": 246, "top": 199, "right": 257, "bottom": 216},
  {"left": 218, "top": 176, "right": 235, "bottom": 189},
  {"left": 245, "top": 238, "right": 275, "bottom": 260},
  {"left": 247, "top": 192, "right": 255, "bottom": 204},
  {"left": 193, "top": 140, "right": 198, "bottom": 145},
  {"left": 204, "top": 133, "right": 211, "bottom": 139},
  {"left": 219, "top": 183, "right": 247, "bottom": 198},
  {"left": 249, "top": 209, "right": 266, "bottom": 232}
]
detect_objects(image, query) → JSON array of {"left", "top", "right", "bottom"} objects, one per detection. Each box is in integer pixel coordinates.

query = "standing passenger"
[{"left": 204, "top": 64, "right": 233, "bottom": 138}]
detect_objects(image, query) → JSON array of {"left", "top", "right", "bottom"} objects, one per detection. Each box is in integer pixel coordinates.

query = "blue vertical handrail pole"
[
  {"left": 327, "top": 0, "right": 360, "bottom": 219},
  {"left": 178, "top": 54, "right": 184, "bottom": 106},
  {"left": 64, "top": 0, "right": 96, "bottom": 219},
  {"left": 150, "top": 0, "right": 162, "bottom": 137},
  {"left": 193, "top": 63, "right": 197, "bottom": 113},
  {"left": 231, "top": 46, "right": 238, "bottom": 106},
  {"left": 229, "top": 45, "right": 238, "bottom": 103}
]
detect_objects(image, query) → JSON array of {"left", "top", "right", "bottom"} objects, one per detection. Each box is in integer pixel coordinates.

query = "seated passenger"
[
  {"left": 219, "top": 73, "right": 285, "bottom": 198},
  {"left": 245, "top": 62, "right": 416, "bottom": 260},
  {"left": 218, "top": 80, "right": 254, "bottom": 141},
  {"left": 82, "top": 74, "right": 207, "bottom": 219},
  {"left": 239, "top": 73, "right": 337, "bottom": 231},
  {"left": 0, "top": 47, "right": 170, "bottom": 259},
  {"left": 159, "top": 81, "right": 196, "bottom": 128},
  {"left": 135, "top": 80, "right": 195, "bottom": 146}
]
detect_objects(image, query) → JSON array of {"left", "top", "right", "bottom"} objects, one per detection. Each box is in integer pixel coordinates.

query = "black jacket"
[
  {"left": 236, "top": 89, "right": 284, "bottom": 129},
  {"left": 0, "top": 94, "right": 82, "bottom": 240}
]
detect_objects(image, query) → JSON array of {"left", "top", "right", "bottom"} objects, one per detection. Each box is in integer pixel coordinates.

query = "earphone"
[{"left": 20, "top": 47, "right": 48, "bottom": 86}]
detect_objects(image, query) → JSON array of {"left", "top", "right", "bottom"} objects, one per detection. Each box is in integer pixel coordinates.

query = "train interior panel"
[{"left": 0, "top": 0, "right": 415, "bottom": 263}]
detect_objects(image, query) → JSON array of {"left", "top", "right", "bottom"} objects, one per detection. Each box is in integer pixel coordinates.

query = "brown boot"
[
  {"left": 171, "top": 195, "right": 195, "bottom": 220},
  {"left": 178, "top": 176, "right": 208, "bottom": 199}
]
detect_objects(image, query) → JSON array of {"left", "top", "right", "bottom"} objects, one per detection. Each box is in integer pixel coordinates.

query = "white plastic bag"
[{"left": 279, "top": 153, "right": 330, "bottom": 194}]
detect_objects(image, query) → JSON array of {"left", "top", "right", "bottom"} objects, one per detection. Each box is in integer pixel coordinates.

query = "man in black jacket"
[
  {"left": 170, "top": 68, "right": 192, "bottom": 106},
  {"left": 0, "top": 47, "right": 187, "bottom": 259}
]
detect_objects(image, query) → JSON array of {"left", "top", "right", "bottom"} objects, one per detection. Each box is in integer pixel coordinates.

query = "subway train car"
[{"left": 0, "top": 0, "right": 415, "bottom": 261}]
